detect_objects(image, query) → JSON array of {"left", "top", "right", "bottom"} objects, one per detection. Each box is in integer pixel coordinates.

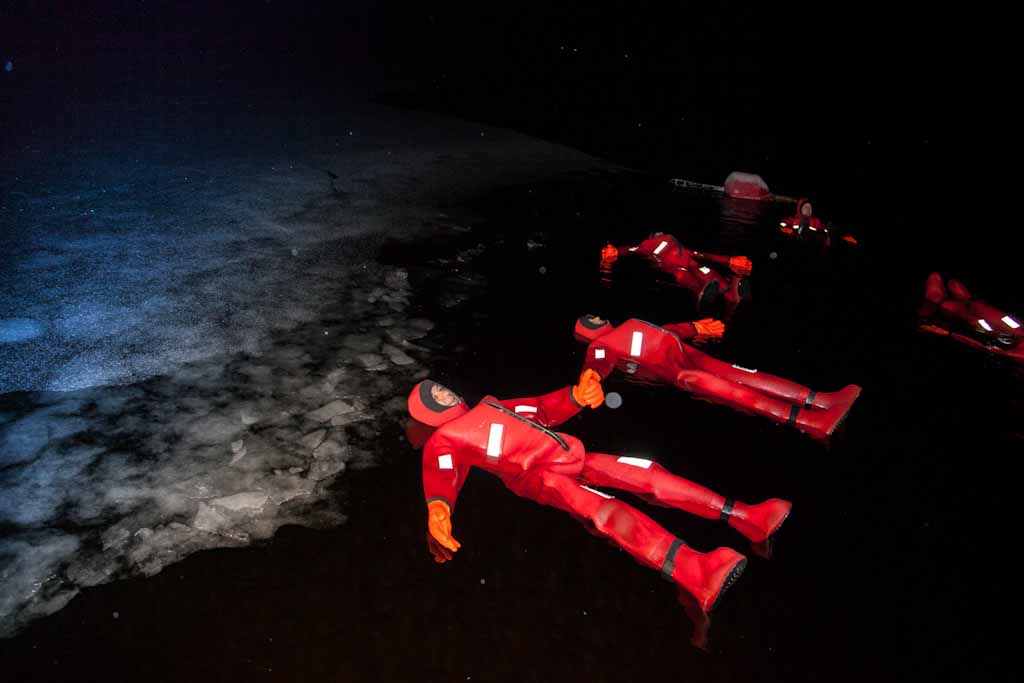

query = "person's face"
[
  {"left": 587, "top": 315, "right": 606, "bottom": 325},
  {"left": 801, "top": 202, "right": 813, "bottom": 217},
  {"left": 431, "top": 384, "right": 461, "bottom": 407}
]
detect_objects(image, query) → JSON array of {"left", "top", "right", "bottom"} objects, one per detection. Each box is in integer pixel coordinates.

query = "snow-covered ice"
[{"left": 0, "top": 93, "right": 604, "bottom": 637}]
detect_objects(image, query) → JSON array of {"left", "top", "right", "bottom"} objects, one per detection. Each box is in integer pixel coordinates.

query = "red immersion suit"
[
  {"left": 919, "top": 273, "right": 1023, "bottom": 362},
  {"left": 412, "top": 380, "right": 792, "bottom": 611},
  {"left": 603, "top": 233, "right": 752, "bottom": 310},
  {"left": 575, "top": 315, "right": 862, "bottom": 441},
  {"left": 779, "top": 199, "right": 858, "bottom": 246}
]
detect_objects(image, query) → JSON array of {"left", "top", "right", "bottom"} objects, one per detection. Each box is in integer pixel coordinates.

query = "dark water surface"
[{"left": 2, "top": 168, "right": 1018, "bottom": 681}]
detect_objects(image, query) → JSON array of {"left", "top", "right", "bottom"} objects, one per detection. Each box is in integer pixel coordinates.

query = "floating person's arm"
[
  {"left": 581, "top": 338, "right": 620, "bottom": 382},
  {"left": 422, "top": 436, "right": 469, "bottom": 562},
  {"left": 663, "top": 318, "right": 726, "bottom": 341},
  {"left": 920, "top": 324, "right": 1024, "bottom": 360},
  {"left": 688, "top": 248, "right": 753, "bottom": 276},
  {"left": 605, "top": 234, "right": 679, "bottom": 261},
  {"left": 498, "top": 370, "right": 604, "bottom": 428}
]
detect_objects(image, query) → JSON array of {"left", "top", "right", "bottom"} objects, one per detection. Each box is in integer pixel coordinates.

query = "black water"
[{"left": 2, "top": 167, "right": 1018, "bottom": 681}]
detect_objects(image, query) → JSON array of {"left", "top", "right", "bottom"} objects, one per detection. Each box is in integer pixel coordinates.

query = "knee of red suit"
[
  {"left": 925, "top": 272, "right": 947, "bottom": 304},
  {"left": 948, "top": 279, "right": 972, "bottom": 301},
  {"left": 407, "top": 380, "right": 470, "bottom": 426}
]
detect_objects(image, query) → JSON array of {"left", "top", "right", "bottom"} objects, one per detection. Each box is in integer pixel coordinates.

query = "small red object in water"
[{"left": 723, "top": 172, "right": 771, "bottom": 200}]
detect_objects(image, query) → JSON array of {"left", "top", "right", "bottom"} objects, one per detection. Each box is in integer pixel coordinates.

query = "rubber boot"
[
  {"left": 792, "top": 402, "right": 855, "bottom": 441},
  {"left": 948, "top": 278, "right": 972, "bottom": 301},
  {"left": 809, "top": 384, "right": 862, "bottom": 410},
  {"left": 725, "top": 498, "right": 792, "bottom": 543},
  {"left": 665, "top": 542, "right": 747, "bottom": 612}
]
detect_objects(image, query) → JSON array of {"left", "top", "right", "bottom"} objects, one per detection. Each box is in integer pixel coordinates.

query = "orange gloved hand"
[
  {"left": 692, "top": 318, "right": 725, "bottom": 339},
  {"left": 729, "top": 256, "right": 753, "bottom": 276},
  {"left": 601, "top": 243, "right": 619, "bottom": 263},
  {"left": 427, "top": 500, "right": 460, "bottom": 562},
  {"left": 842, "top": 235, "right": 858, "bottom": 245},
  {"left": 780, "top": 226, "right": 794, "bottom": 235},
  {"left": 919, "top": 324, "right": 950, "bottom": 336},
  {"left": 572, "top": 368, "right": 605, "bottom": 408}
]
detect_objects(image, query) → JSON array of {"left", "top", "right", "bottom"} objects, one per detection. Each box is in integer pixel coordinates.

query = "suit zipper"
[{"left": 483, "top": 401, "right": 570, "bottom": 451}]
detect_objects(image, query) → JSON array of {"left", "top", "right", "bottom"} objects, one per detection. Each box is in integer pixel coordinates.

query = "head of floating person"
[
  {"left": 408, "top": 379, "right": 470, "bottom": 426},
  {"left": 574, "top": 314, "right": 613, "bottom": 343},
  {"left": 798, "top": 199, "right": 813, "bottom": 217}
]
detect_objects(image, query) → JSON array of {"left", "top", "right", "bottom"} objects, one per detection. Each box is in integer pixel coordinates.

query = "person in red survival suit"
[
  {"left": 574, "top": 314, "right": 862, "bottom": 441},
  {"left": 918, "top": 272, "right": 1023, "bottom": 362},
  {"left": 779, "top": 199, "right": 858, "bottom": 247},
  {"left": 408, "top": 372, "right": 792, "bottom": 612},
  {"left": 600, "top": 232, "right": 753, "bottom": 312}
]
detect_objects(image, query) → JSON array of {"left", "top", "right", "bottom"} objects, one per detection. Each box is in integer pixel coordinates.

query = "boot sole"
[
  {"left": 826, "top": 401, "right": 855, "bottom": 438},
  {"left": 708, "top": 557, "right": 748, "bottom": 612}
]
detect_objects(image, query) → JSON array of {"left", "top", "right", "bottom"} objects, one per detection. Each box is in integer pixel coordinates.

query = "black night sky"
[{"left": 0, "top": 3, "right": 1015, "bottom": 682}]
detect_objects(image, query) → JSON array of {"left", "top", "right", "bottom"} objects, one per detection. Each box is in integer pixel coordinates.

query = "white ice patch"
[
  {"left": 438, "top": 454, "right": 453, "bottom": 470},
  {"left": 653, "top": 240, "right": 668, "bottom": 255},
  {"left": 486, "top": 423, "right": 504, "bottom": 457},
  {"left": 1002, "top": 316, "right": 1020, "bottom": 329},
  {"left": 594, "top": 348, "right": 605, "bottom": 359},
  {"left": 731, "top": 364, "right": 758, "bottom": 373},
  {"left": 630, "top": 331, "right": 644, "bottom": 357},
  {"left": 617, "top": 456, "right": 653, "bottom": 469}
]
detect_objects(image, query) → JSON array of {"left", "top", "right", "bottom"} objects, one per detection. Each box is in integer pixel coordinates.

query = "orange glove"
[
  {"left": 572, "top": 368, "right": 605, "bottom": 408},
  {"left": 601, "top": 243, "right": 619, "bottom": 263},
  {"left": 728, "top": 256, "right": 753, "bottom": 276},
  {"left": 780, "top": 226, "right": 794, "bottom": 234},
  {"left": 692, "top": 318, "right": 725, "bottom": 339},
  {"left": 842, "top": 235, "right": 858, "bottom": 245},
  {"left": 919, "top": 324, "right": 950, "bottom": 336},
  {"left": 427, "top": 500, "right": 460, "bottom": 562}
]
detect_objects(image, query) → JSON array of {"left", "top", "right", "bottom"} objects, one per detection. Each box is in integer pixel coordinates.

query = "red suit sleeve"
[
  {"left": 497, "top": 385, "right": 584, "bottom": 428},
  {"left": 661, "top": 322, "right": 699, "bottom": 340},
  {"left": 624, "top": 235, "right": 679, "bottom": 259},
  {"left": 422, "top": 434, "right": 470, "bottom": 512},
  {"left": 581, "top": 340, "right": 619, "bottom": 380},
  {"left": 687, "top": 248, "right": 731, "bottom": 269}
]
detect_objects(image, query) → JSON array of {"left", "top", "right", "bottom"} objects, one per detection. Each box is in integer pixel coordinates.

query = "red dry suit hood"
[
  {"left": 574, "top": 315, "right": 613, "bottom": 343},
  {"left": 407, "top": 380, "right": 470, "bottom": 426},
  {"left": 796, "top": 198, "right": 812, "bottom": 217}
]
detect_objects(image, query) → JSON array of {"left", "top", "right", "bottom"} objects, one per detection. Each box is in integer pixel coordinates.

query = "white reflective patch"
[
  {"left": 438, "top": 454, "right": 453, "bottom": 470},
  {"left": 731, "top": 364, "right": 758, "bottom": 373},
  {"left": 630, "top": 331, "right": 644, "bottom": 357},
  {"left": 780, "top": 222, "right": 787, "bottom": 227},
  {"left": 486, "top": 423, "right": 504, "bottom": 457},
  {"left": 978, "top": 319, "right": 993, "bottom": 332},
  {"left": 617, "top": 456, "right": 653, "bottom": 469},
  {"left": 1002, "top": 315, "right": 1020, "bottom": 329},
  {"left": 514, "top": 405, "right": 537, "bottom": 414},
  {"left": 580, "top": 485, "right": 614, "bottom": 499},
  {"left": 809, "top": 226, "right": 818, "bottom": 231},
  {"left": 653, "top": 240, "right": 668, "bottom": 255},
  {"left": 698, "top": 266, "right": 711, "bottom": 274},
  {"left": 594, "top": 348, "right": 606, "bottom": 359},
  {"left": 628, "top": 247, "right": 638, "bottom": 252}
]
